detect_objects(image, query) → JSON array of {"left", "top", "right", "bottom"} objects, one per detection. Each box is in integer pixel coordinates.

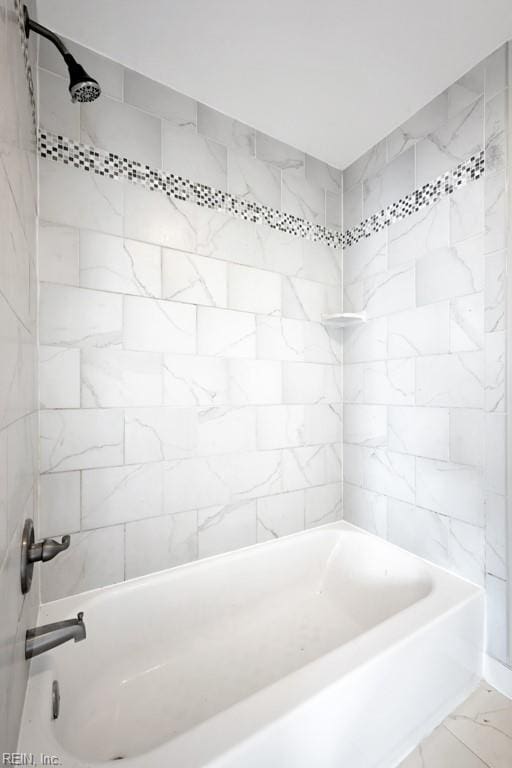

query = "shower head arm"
[{"left": 23, "top": 6, "right": 70, "bottom": 59}]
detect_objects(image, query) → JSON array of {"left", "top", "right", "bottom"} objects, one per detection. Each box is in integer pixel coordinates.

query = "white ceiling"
[{"left": 38, "top": 0, "right": 512, "bottom": 168}]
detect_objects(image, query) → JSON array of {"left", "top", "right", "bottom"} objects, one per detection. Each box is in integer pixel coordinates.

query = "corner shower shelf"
[{"left": 321, "top": 312, "right": 367, "bottom": 328}]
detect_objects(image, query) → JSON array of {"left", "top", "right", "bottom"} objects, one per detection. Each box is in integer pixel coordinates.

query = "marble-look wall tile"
[
  {"left": 123, "top": 295, "right": 196, "bottom": 354},
  {"left": 163, "top": 354, "right": 229, "bottom": 406},
  {"left": 416, "top": 458, "right": 484, "bottom": 526},
  {"left": 484, "top": 413, "right": 506, "bottom": 495},
  {"left": 282, "top": 362, "right": 340, "bottom": 404},
  {"left": 256, "top": 316, "right": 304, "bottom": 361},
  {"left": 387, "top": 500, "right": 484, "bottom": 586},
  {"left": 38, "top": 68, "right": 80, "bottom": 141},
  {"left": 416, "top": 239, "right": 484, "bottom": 306},
  {"left": 228, "top": 150, "right": 281, "bottom": 209},
  {"left": 415, "top": 97, "right": 483, "bottom": 187},
  {"left": 484, "top": 331, "right": 505, "bottom": 412},
  {"left": 485, "top": 492, "right": 507, "bottom": 579},
  {"left": 449, "top": 408, "right": 484, "bottom": 467},
  {"left": 343, "top": 483, "right": 387, "bottom": 536},
  {"left": 40, "top": 408, "right": 124, "bottom": 473},
  {"left": 343, "top": 404, "right": 387, "bottom": 447},
  {"left": 363, "top": 146, "right": 415, "bottom": 218},
  {"left": 39, "top": 471, "right": 81, "bottom": 539},
  {"left": 449, "top": 178, "right": 484, "bottom": 243},
  {"left": 162, "top": 123, "right": 227, "bottom": 189},
  {"left": 342, "top": 182, "right": 363, "bottom": 230},
  {"left": 388, "top": 302, "right": 450, "bottom": 358},
  {"left": 80, "top": 232, "right": 161, "bottom": 298},
  {"left": 449, "top": 293, "right": 484, "bottom": 352},
  {"left": 228, "top": 263, "right": 281, "bottom": 315},
  {"left": 484, "top": 250, "right": 506, "bottom": 332},
  {"left": 38, "top": 222, "right": 79, "bottom": 286},
  {"left": 305, "top": 483, "right": 342, "bottom": 528},
  {"left": 162, "top": 248, "right": 226, "bottom": 307},
  {"left": 387, "top": 198, "right": 450, "bottom": 268},
  {"left": 198, "top": 306, "right": 256, "bottom": 358},
  {"left": 39, "top": 283, "right": 123, "bottom": 349},
  {"left": 485, "top": 574, "right": 508, "bottom": 661},
  {"left": 81, "top": 96, "right": 162, "bottom": 167},
  {"left": 228, "top": 359, "right": 282, "bottom": 404},
  {"left": 42, "top": 525, "right": 125, "bottom": 602},
  {"left": 256, "top": 405, "right": 304, "bottom": 449},
  {"left": 81, "top": 348, "right": 162, "bottom": 407},
  {"left": 343, "top": 139, "right": 387, "bottom": 190},
  {"left": 124, "top": 69, "right": 196, "bottom": 128},
  {"left": 484, "top": 170, "right": 507, "bottom": 254},
  {"left": 40, "top": 158, "right": 123, "bottom": 235},
  {"left": 198, "top": 501, "right": 257, "bottom": 558},
  {"left": 39, "top": 345, "right": 80, "bottom": 409},
  {"left": 81, "top": 463, "right": 163, "bottom": 529},
  {"left": 126, "top": 511, "right": 198, "bottom": 578},
  {"left": 197, "top": 406, "right": 257, "bottom": 455},
  {"left": 255, "top": 131, "right": 304, "bottom": 171},
  {"left": 388, "top": 406, "right": 449, "bottom": 460},
  {"left": 282, "top": 167, "right": 326, "bottom": 225},
  {"left": 485, "top": 90, "right": 507, "bottom": 174},
  {"left": 198, "top": 104, "right": 255, "bottom": 155},
  {"left": 256, "top": 491, "right": 304, "bottom": 541},
  {"left": 415, "top": 352, "right": 484, "bottom": 408},
  {"left": 125, "top": 406, "right": 196, "bottom": 463}
]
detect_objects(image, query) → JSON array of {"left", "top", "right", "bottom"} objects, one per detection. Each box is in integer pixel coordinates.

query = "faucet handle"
[{"left": 40, "top": 535, "right": 71, "bottom": 562}]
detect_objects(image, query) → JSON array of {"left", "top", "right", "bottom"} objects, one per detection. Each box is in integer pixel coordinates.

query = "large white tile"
[
  {"left": 38, "top": 67, "right": 78, "bottom": 140},
  {"left": 363, "top": 147, "right": 415, "bottom": 217},
  {"left": 39, "top": 283, "right": 123, "bottom": 348},
  {"left": 39, "top": 345, "right": 80, "bottom": 409},
  {"left": 484, "top": 413, "right": 506, "bottom": 495},
  {"left": 38, "top": 221, "right": 79, "bottom": 286},
  {"left": 445, "top": 679, "right": 512, "bottom": 764},
  {"left": 163, "top": 354, "right": 229, "bottom": 406},
  {"left": 304, "top": 322, "right": 341, "bottom": 365},
  {"left": 484, "top": 250, "right": 506, "bottom": 332},
  {"left": 485, "top": 331, "right": 505, "bottom": 412},
  {"left": 162, "top": 248, "right": 227, "bottom": 307},
  {"left": 415, "top": 98, "right": 484, "bottom": 186},
  {"left": 40, "top": 409, "right": 124, "bottom": 473},
  {"left": 283, "top": 445, "right": 340, "bottom": 492},
  {"left": 39, "top": 471, "right": 81, "bottom": 539},
  {"left": 416, "top": 352, "right": 484, "bottom": 408},
  {"left": 449, "top": 408, "right": 484, "bottom": 466},
  {"left": 363, "top": 265, "right": 415, "bottom": 318},
  {"left": 486, "top": 492, "right": 507, "bottom": 579},
  {"left": 282, "top": 167, "right": 325, "bottom": 225},
  {"left": 40, "top": 158, "right": 123, "bottom": 235},
  {"left": 416, "top": 457, "right": 484, "bottom": 525},
  {"left": 198, "top": 306, "right": 255, "bottom": 359},
  {"left": 387, "top": 198, "right": 450, "bottom": 268},
  {"left": 343, "top": 404, "right": 387, "bottom": 447},
  {"left": 343, "top": 483, "right": 387, "bottom": 537},
  {"left": 305, "top": 483, "right": 342, "bottom": 527},
  {"left": 162, "top": 123, "right": 227, "bottom": 189},
  {"left": 485, "top": 90, "right": 507, "bottom": 174},
  {"left": 198, "top": 501, "right": 257, "bottom": 558},
  {"left": 416, "top": 239, "right": 484, "bottom": 306},
  {"left": 305, "top": 155, "right": 341, "bottom": 193},
  {"left": 256, "top": 491, "right": 305, "bottom": 542},
  {"left": 450, "top": 293, "right": 484, "bottom": 351},
  {"left": 197, "top": 406, "right": 257, "bottom": 455},
  {"left": 197, "top": 104, "right": 254, "bottom": 155},
  {"left": 343, "top": 229, "right": 387, "bottom": 285},
  {"left": 282, "top": 362, "right": 341, "bottom": 404},
  {"left": 81, "top": 348, "right": 162, "bottom": 407},
  {"left": 228, "top": 263, "right": 281, "bottom": 315},
  {"left": 125, "top": 406, "right": 197, "bottom": 463},
  {"left": 343, "top": 317, "right": 387, "bottom": 364},
  {"left": 82, "top": 463, "right": 163, "bottom": 529},
  {"left": 256, "top": 316, "right": 304, "bottom": 361},
  {"left": 255, "top": 132, "right": 304, "bottom": 170},
  {"left": 125, "top": 511, "right": 197, "bottom": 578},
  {"left": 124, "top": 295, "right": 196, "bottom": 354},
  {"left": 0, "top": 296, "right": 35, "bottom": 430},
  {"left": 304, "top": 404, "right": 342, "bottom": 445},
  {"left": 450, "top": 177, "right": 485, "bottom": 244},
  {"left": 484, "top": 575, "right": 508, "bottom": 662},
  {"left": 484, "top": 171, "right": 507, "bottom": 255},
  {"left": 343, "top": 140, "right": 386, "bottom": 189},
  {"left": 124, "top": 69, "right": 196, "bottom": 128},
  {"left": 387, "top": 500, "right": 484, "bottom": 586},
  {"left": 228, "top": 359, "right": 282, "bottom": 404},
  {"left": 80, "top": 232, "right": 161, "bottom": 297},
  {"left": 256, "top": 405, "right": 304, "bottom": 449},
  {"left": 282, "top": 276, "right": 334, "bottom": 322},
  {"left": 41, "top": 526, "right": 124, "bottom": 601},
  {"left": 389, "top": 406, "right": 450, "bottom": 460},
  {"left": 363, "top": 447, "right": 415, "bottom": 503},
  {"left": 81, "top": 96, "right": 162, "bottom": 167},
  {"left": 388, "top": 302, "right": 450, "bottom": 358},
  {"left": 228, "top": 150, "right": 281, "bottom": 208},
  {"left": 362, "top": 359, "right": 415, "bottom": 405}
]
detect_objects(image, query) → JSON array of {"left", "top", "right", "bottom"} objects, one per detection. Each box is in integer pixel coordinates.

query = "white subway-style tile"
[
  {"left": 124, "top": 295, "right": 196, "bottom": 354},
  {"left": 126, "top": 511, "right": 197, "bottom": 578},
  {"left": 39, "top": 471, "right": 81, "bottom": 539},
  {"left": 257, "top": 491, "right": 305, "bottom": 542},
  {"left": 256, "top": 405, "right": 304, "bottom": 450},
  {"left": 40, "top": 409, "right": 124, "bottom": 473},
  {"left": 81, "top": 463, "right": 163, "bottom": 529},
  {"left": 164, "top": 354, "right": 229, "bottom": 406},
  {"left": 305, "top": 483, "right": 342, "bottom": 528},
  {"left": 162, "top": 249, "right": 227, "bottom": 307},
  {"left": 416, "top": 352, "right": 484, "bottom": 408},
  {"left": 228, "top": 263, "right": 281, "bottom": 315},
  {"left": 197, "top": 406, "right": 257, "bottom": 455},
  {"left": 39, "top": 346, "right": 80, "bottom": 409},
  {"left": 416, "top": 457, "right": 484, "bottom": 526},
  {"left": 81, "top": 348, "right": 162, "bottom": 407},
  {"left": 198, "top": 501, "right": 257, "bottom": 558},
  {"left": 125, "top": 407, "right": 197, "bottom": 463},
  {"left": 40, "top": 283, "right": 123, "bottom": 348},
  {"left": 162, "top": 123, "right": 227, "bottom": 190},
  {"left": 80, "top": 232, "right": 161, "bottom": 298},
  {"left": 198, "top": 306, "right": 256, "bottom": 359},
  {"left": 388, "top": 406, "right": 450, "bottom": 460},
  {"left": 38, "top": 222, "right": 79, "bottom": 286}
]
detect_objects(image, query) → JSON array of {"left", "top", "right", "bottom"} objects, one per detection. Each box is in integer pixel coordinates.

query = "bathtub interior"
[{"left": 40, "top": 525, "right": 437, "bottom": 761}]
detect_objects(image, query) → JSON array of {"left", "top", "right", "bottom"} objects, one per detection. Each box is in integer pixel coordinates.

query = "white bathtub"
[{"left": 18, "top": 522, "right": 484, "bottom": 767}]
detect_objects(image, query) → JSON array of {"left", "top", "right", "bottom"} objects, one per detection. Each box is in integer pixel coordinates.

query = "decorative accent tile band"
[
  {"left": 38, "top": 130, "right": 485, "bottom": 251},
  {"left": 344, "top": 150, "right": 485, "bottom": 248},
  {"left": 38, "top": 130, "right": 345, "bottom": 250}
]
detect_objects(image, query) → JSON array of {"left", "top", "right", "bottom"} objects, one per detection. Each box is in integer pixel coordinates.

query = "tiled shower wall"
[
  {"left": 0, "top": 0, "right": 39, "bottom": 752},
  {"left": 342, "top": 44, "right": 510, "bottom": 665},
  {"left": 37, "top": 38, "right": 343, "bottom": 601}
]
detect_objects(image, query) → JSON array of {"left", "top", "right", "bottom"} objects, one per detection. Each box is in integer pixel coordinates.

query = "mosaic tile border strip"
[
  {"left": 344, "top": 150, "right": 485, "bottom": 248},
  {"left": 38, "top": 130, "right": 345, "bottom": 249},
  {"left": 38, "top": 130, "right": 485, "bottom": 251}
]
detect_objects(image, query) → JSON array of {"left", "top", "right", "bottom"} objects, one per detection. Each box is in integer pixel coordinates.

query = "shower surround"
[
  {"left": 36, "top": 31, "right": 511, "bottom": 676},
  {"left": 37, "top": 37, "right": 343, "bottom": 602}
]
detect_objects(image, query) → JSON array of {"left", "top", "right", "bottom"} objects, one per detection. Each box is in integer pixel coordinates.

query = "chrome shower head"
[{"left": 23, "top": 5, "right": 101, "bottom": 104}]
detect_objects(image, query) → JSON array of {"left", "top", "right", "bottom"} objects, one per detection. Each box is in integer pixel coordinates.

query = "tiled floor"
[{"left": 399, "top": 682, "right": 512, "bottom": 767}]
